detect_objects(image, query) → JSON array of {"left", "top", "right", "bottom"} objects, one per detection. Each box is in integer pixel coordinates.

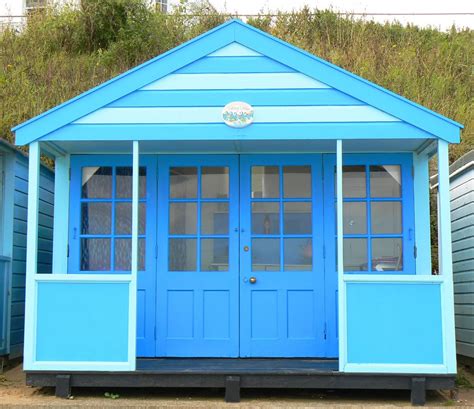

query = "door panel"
[
  {"left": 239, "top": 155, "right": 326, "bottom": 357},
  {"left": 156, "top": 155, "right": 239, "bottom": 357}
]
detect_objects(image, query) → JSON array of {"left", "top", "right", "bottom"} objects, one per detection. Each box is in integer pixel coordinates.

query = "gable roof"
[{"left": 13, "top": 19, "right": 463, "bottom": 145}]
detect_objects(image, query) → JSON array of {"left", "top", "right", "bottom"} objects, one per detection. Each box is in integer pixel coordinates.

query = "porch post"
[
  {"left": 24, "top": 141, "right": 40, "bottom": 367},
  {"left": 52, "top": 154, "right": 70, "bottom": 274},
  {"left": 336, "top": 139, "right": 345, "bottom": 370},
  {"left": 437, "top": 139, "right": 456, "bottom": 373},
  {"left": 129, "top": 140, "right": 139, "bottom": 368}
]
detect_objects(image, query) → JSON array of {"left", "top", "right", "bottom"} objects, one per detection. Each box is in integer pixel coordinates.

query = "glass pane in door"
[
  {"left": 201, "top": 167, "right": 229, "bottom": 198},
  {"left": 170, "top": 167, "right": 197, "bottom": 198},
  {"left": 283, "top": 166, "right": 311, "bottom": 198},
  {"left": 251, "top": 166, "right": 279, "bottom": 198},
  {"left": 252, "top": 238, "right": 280, "bottom": 271},
  {"left": 169, "top": 238, "right": 197, "bottom": 271},
  {"left": 252, "top": 202, "right": 280, "bottom": 234}
]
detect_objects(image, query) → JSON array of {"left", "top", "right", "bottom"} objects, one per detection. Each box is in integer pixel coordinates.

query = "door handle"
[
  {"left": 249, "top": 277, "right": 257, "bottom": 284},
  {"left": 243, "top": 246, "right": 249, "bottom": 252}
]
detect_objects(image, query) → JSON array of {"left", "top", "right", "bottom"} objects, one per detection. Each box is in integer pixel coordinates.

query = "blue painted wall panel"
[
  {"left": 36, "top": 282, "right": 129, "bottom": 362},
  {"left": 346, "top": 282, "right": 443, "bottom": 364}
]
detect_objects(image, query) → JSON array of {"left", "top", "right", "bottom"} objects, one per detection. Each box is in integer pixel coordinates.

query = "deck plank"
[{"left": 136, "top": 358, "right": 339, "bottom": 374}]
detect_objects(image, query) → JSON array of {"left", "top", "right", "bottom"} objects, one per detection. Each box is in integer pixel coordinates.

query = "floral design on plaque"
[{"left": 222, "top": 101, "right": 254, "bottom": 128}]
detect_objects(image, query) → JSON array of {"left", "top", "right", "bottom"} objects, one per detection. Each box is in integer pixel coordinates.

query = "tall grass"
[{"left": 0, "top": 0, "right": 472, "bottom": 161}]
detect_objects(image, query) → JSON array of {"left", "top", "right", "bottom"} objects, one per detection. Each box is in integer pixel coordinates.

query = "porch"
[{"left": 22, "top": 138, "right": 456, "bottom": 371}]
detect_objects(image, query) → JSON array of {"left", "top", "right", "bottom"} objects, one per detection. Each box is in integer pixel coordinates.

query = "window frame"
[
  {"left": 167, "top": 164, "right": 232, "bottom": 272},
  {"left": 68, "top": 155, "right": 156, "bottom": 274},
  {"left": 330, "top": 153, "right": 415, "bottom": 275},
  {"left": 249, "top": 164, "right": 315, "bottom": 273}
]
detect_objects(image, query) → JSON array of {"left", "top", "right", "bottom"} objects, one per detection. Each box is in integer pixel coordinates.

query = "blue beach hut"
[
  {"left": 12, "top": 20, "right": 463, "bottom": 405},
  {"left": 0, "top": 140, "right": 54, "bottom": 366}
]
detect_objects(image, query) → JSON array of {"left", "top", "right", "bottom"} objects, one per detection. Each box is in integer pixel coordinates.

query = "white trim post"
[
  {"left": 24, "top": 141, "right": 40, "bottom": 369},
  {"left": 129, "top": 141, "right": 139, "bottom": 370},
  {"left": 437, "top": 139, "right": 456, "bottom": 373},
  {"left": 336, "top": 140, "right": 346, "bottom": 371},
  {"left": 52, "top": 154, "right": 70, "bottom": 274}
]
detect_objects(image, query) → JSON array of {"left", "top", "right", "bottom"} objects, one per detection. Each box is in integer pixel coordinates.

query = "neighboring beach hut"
[
  {"left": 0, "top": 140, "right": 54, "bottom": 367},
  {"left": 12, "top": 20, "right": 463, "bottom": 405},
  {"left": 450, "top": 151, "right": 474, "bottom": 365},
  {"left": 433, "top": 151, "right": 474, "bottom": 365}
]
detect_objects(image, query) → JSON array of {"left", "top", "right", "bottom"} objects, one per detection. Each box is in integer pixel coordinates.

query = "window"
[
  {"left": 251, "top": 165, "right": 313, "bottom": 272},
  {"left": 337, "top": 160, "right": 413, "bottom": 273},
  {"left": 25, "top": 0, "right": 46, "bottom": 10},
  {"left": 168, "top": 166, "right": 230, "bottom": 272},
  {"left": 76, "top": 165, "right": 146, "bottom": 273},
  {"left": 154, "top": 0, "right": 167, "bottom": 13}
]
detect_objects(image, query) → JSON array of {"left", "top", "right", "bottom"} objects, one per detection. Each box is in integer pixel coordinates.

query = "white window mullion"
[
  {"left": 336, "top": 140, "right": 346, "bottom": 370},
  {"left": 128, "top": 141, "right": 139, "bottom": 369}
]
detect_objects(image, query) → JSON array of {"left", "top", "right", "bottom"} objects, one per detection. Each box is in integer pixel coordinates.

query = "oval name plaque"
[{"left": 222, "top": 101, "right": 254, "bottom": 128}]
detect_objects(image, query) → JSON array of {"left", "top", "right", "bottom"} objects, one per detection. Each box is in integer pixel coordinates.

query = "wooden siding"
[
  {"left": 450, "top": 161, "right": 474, "bottom": 359},
  {"left": 9, "top": 154, "right": 54, "bottom": 357},
  {"left": 75, "top": 106, "right": 398, "bottom": 125},
  {"left": 73, "top": 45, "right": 402, "bottom": 129},
  {"left": 207, "top": 42, "right": 262, "bottom": 56}
]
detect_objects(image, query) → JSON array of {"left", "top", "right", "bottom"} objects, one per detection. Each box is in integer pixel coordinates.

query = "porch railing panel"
[
  {"left": 342, "top": 275, "right": 446, "bottom": 373},
  {"left": 27, "top": 274, "right": 133, "bottom": 371}
]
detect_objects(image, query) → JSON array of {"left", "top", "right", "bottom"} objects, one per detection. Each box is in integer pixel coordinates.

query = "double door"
[{"left": 152, "top": 154, "right": 334, "bottom": 357}]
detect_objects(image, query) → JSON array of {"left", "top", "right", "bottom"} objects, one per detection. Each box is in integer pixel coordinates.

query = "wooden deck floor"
[
  {"left": 136, "top": 358, "right": 339, "bottom": 374},
  {"left": 26, "top": 358, "right": 455, "bottom": 405}
]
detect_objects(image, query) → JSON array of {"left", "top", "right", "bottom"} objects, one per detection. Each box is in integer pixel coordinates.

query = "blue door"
[
  {"left": 239, "top": 155, "right": 327, "bottom": 357},
  {"left": 155, "top": 154, "right": 333, "bottom": 358},
  {"left": 156, "top": 155, "right": 240, "bottom": 357}
]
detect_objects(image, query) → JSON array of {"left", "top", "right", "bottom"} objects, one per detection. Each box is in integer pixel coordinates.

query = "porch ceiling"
[{"left": 42, "top": 138, "right": 432, "bottom": 156}]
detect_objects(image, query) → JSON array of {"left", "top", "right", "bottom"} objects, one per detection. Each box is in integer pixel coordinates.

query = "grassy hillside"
[{"left": 1, "top": 0, "right": 472, "bottom": 160}]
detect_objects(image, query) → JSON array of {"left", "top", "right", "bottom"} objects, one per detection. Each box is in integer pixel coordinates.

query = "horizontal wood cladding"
[
  {"left": 109, "top": 89, "right": 364, "bottom": 108},
  {"left": 450, "top": 164, "right": 474, "bottom": 359},
  {"left": 45, "top": 122, "right": 432, "bottom": 142},
  {"left": 175, "top": 56, "right": 295, "bottom": 74},
  {"left": 142, "top": 73, "right": 330, "bottom": 90},
  {"left": 208, "top": 43, "right": 262, "bottom": 57},
  {"left": 75, "top": 106, "right": 398, "bottom": 125}
]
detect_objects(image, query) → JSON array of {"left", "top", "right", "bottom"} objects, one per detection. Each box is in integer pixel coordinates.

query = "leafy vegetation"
[{"left": 0, "top": 0, "right": 472, "bottom": 161}]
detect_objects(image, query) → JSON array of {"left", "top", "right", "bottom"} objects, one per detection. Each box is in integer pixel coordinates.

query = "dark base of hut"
[{"left": 26, "top": 359, "right": 455, "bottom": 406}]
